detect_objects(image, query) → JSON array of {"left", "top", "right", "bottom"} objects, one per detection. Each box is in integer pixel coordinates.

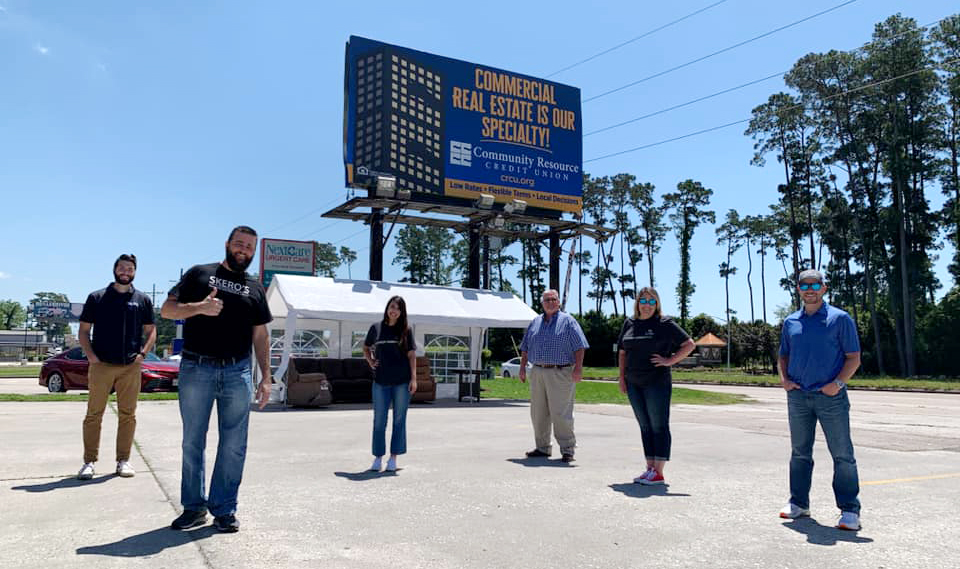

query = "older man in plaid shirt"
[{"left": 519, "top": 289, "right": 589, "bottom": 463}]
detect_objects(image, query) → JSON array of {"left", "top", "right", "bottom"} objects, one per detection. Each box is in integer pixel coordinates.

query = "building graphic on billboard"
[{"left": 344, "top": 36, "right": 582, "bottom": 215}]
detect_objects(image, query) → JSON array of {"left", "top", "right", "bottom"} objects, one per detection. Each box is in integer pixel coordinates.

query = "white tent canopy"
[{"left": 265, "top": 274, "right": 537, "bottom": 399}]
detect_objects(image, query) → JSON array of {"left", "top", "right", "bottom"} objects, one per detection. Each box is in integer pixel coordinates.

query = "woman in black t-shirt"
[
  {"left": 363, "top": 295, "right": 418, "bottom": 472},
  {"left": 617, "top": 287, "right": 696, "bottom": 486}
]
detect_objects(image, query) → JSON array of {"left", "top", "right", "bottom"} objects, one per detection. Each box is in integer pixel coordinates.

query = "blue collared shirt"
[
  {"left": 779, "top": 302, "right": 861, "bottom": 391},
  {"left": 519, "top": 311, "right": 589, "bottom": 365}
]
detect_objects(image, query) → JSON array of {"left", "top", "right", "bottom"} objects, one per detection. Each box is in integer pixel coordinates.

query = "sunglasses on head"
[
  {"left": 638, "top": 298, "right": 657, "bottom": 305},
  {"left": 798, "top": 283, "right": 823, "bottom": 291}
]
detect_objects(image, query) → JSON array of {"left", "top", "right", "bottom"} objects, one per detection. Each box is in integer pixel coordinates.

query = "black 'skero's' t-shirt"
[
  {"left": 168, "top": 263, "right": 272, "bottom": 359},
  {"left": 79, "top": 284, "right": 155, "bottom": 364},
  {"left": 364, "top": 322, "right": 417, "bottom": 385},
  {"left": 618, "top": 316, "right": 691, "bottom": 385}
]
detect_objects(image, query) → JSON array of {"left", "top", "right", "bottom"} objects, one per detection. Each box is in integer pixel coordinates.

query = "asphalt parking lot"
[{"left": 1, "top": 383, "right": 958, "bottom": 568}]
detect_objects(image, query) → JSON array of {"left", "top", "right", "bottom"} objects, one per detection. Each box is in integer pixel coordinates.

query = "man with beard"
[
  {"left": 77, "top": 254, "right": 156, "bottom": 480},
  {"left": 161, "top": 226, "right": 272, "bottom": 533},
  {"left": 778, "top": 269, "right": 863, "bottom": 531}
]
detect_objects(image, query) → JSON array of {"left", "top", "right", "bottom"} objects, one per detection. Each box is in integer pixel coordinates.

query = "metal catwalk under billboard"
[{"left": 343, "top": 36, "right": 582, "bottom": 215}]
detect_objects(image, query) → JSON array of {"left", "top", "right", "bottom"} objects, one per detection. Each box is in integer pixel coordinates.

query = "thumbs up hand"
[{"left": 197, "top": 288, "right": 223, "bottom": 316}]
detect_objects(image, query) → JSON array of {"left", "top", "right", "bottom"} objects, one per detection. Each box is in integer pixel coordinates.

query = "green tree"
[
  {"left": 338, "top": 246, "right": 358, "bottom": 279},
  {"left": 0, "top": 300, "right": 26, "bottom": 329},
  {"left": 629, "top": 181, "right": 667, "bottom": 288},
  {"left": 663, "top": 179, "right": 715, "bottom": 329},
  {"left": 314, "top": 242, "right": 341, "bottom": 277},
  {"left": 393, "top": 226, "right": 454, "bottom": 285},
  {"left": 716, "top": 209, "right": 743, "bottom": 332}
]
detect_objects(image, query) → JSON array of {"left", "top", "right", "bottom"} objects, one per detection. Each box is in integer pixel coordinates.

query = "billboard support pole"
[
  {"left": 481, "top": 235, "right": 490, "bottom": 290},
  {"left": 369, "top": 208, "right": 384, "bottom": 281},
  {"left": 468, "top": 224, "right": 481, "bottom": 289},
  {"left": 549, "top": 231, "right": 561, "bottom": 292}
]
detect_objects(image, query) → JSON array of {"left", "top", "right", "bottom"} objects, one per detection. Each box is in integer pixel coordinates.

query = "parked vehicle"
[
  {"left": 499, "top": 356, "right": 532, "bottom": 378},
  {"left": 39, "top": 347, "right": 179, "bottom": 393}
]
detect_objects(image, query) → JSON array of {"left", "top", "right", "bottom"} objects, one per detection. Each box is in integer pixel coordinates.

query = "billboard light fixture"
[
  {"left": 375, "top": 175, "right": 397, "bottom": 198},
  {"left": 504, "top": 199, "right": 527, "bottom": 214},
  {"left": 396, "top": 188, "right": 411, "bottom": 200},
  {"left": 476, "top": 194, "right": 495, "bottom": 209}
]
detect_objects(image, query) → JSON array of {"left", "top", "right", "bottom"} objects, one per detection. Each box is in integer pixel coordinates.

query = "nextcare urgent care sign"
[{"left": 259, "top": 238, "right": 316, "bottom": 289}]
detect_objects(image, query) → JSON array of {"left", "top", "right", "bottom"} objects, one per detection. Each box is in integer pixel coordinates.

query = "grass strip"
[{"left": 481, "top": 376, "right": 746, "bottom": 405}]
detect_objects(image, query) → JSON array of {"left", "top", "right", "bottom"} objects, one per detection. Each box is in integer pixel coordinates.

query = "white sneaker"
[
  {"left": 779, "top": 503, "right": 811, "bottom": 519},
  {"left": 385, "top": 457, "right": 397, "bottom": 472},
  {"left": 77, "top": 462, "right": 95, "bottom": 480},
  {"left": 836, "top": 511, "right": 861, "bottom": 531},
  {"left": 368, "top": 457, "right": 382, "bottom": 472},
  {"left": 633, "top": 467, "right": 654, "bottom": 484},
  {"left": 116, "top": 461, "right": 135, "bottom": 478}
]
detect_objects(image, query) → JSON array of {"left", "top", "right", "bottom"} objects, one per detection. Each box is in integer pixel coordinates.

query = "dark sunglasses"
[
  {"left": 798, "top": 283, "right": 823, "bottom": 291},
  {"left": 543, "top": 297, "right": 560, "bottom": 302},
  {"left": 637, "top": 298, "right": 657, "bottom": 305}
]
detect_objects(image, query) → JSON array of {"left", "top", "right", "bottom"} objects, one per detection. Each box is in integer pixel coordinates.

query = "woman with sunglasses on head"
[
  {"left": 363, "top": 295, "right": 418, "bottom": 472},
  {"left": 618, "top": 287, "right": 696, "bottom": 485}
]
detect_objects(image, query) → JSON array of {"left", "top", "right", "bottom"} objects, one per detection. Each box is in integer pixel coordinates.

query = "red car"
[{"left": 39, "top": 347, "right": 179, "bottom": 393}]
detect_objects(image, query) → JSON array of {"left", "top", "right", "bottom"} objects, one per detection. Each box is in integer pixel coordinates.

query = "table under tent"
[{"left": 264, "top": 274, "right": 537, "bottom": 402}]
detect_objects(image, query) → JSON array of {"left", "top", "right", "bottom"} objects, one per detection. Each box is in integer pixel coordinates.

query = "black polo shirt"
[
  {"left": 168, "top": 262, "right": 272, "bottom": 359},
  {"left": 617, "top": 316, "right": 691, "bottom": 386},
  {"left": 79, "top": 284, "right": 155, "bottom": 364}
]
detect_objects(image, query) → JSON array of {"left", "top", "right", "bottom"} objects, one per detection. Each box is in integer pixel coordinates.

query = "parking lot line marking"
[{"left": 862, "top": 472, "right": 960, "bottom": 486}]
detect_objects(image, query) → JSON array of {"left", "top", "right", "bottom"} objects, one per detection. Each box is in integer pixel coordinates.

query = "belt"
[
  {"left": 534, "top": 363, "right": 571, "bottom": 369},
  {"left": 180, "top": 350, "right": 247, "bottom": 367}
]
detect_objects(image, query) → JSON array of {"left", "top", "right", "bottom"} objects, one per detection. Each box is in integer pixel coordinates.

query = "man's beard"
[
  {"left": 224, "top": 245, "right": 252, "bottom": 272},
  {"left": 114, "top": 273, "right": 134, "bottom": 285}
]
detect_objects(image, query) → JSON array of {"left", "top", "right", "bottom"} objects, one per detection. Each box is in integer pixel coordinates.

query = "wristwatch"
[{"left": 834, "top": 380, "right": 846, "bottom": 389}]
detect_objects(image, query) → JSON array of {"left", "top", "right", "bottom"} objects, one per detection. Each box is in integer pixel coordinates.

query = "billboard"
[
  {"left": 259, "top": 238, "right": 316, "bottom": 289},
  {"left": 344, "top": 36, "right": 583, "bottom": 214},
  {"left": 31, "top": 301, "right": 83, "bottom": 322}
]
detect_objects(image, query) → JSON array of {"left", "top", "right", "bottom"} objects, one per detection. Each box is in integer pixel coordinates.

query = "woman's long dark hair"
[{"left": 382, "top": 295, "right": 410, "bottom": 351}]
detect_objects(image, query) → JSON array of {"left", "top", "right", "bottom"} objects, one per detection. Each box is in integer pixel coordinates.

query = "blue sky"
[{"left": 1, "top": 0, "right": 956, "bottom": 323}]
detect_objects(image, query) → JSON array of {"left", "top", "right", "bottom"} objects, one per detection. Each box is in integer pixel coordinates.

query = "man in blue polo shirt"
[
  {"left": 777, "top": 269, "right": 862, "bottom": 531},
  {"left": 519, "top": 289, "right": 589, "bottom": 463}
]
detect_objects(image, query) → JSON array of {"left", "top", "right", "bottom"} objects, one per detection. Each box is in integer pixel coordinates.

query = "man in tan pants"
[
  {"left": 77, "top": 254, "right": 156, "bottom": 480},
  {"left": 518, "top": 289, "right": 589, "bottom": 463}
]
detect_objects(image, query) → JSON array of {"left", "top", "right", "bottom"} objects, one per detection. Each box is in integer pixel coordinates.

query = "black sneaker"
[
  {"left": 525, "top": 449, "right": 551, "bottom": 458},
  {"left": 561, "top": 453, "right": 575, "bottom": 463},
  {"left": 213, "top": 514, "right": 240, "bottom": 533},
  {"left": 171, "top": 509, "right": 208, "bottom": 530}
]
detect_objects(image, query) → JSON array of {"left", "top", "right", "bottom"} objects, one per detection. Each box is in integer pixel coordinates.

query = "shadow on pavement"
[
  {"left": 334, "top": 470, "right": 398, "bottom": 481},
  {"left": 11, "top": 475, "right": 115, "bottom": 492},
  {"left": 609, "top": 483, "right": 691, "bottom": 498},
  {"left": 76, "top": 525, "right": 217, "bottom": 557},
  {"left": 781, "top": 518, "right": 874, "bottom": 545},
  {"left": 506, "top": 458, "right": 574, "bottom": 468}
]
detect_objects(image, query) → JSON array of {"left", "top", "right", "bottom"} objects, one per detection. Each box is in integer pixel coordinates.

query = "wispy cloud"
[
  {"left": 0, "top": 271, "right": 11, "bottom": 279},
  {"left": 0, "top": 6, "right": 7, "bottom": 13},
  {"left": 34, "top": 43, "right": 49, "bottom": 55}
]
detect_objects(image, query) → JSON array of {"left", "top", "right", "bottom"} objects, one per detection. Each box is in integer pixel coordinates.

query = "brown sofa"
[{"left": 285, "top": 356, "right": 436, "bottom": 404}]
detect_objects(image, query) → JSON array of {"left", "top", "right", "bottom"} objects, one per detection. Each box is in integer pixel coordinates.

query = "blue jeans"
[
  {"left": 177, "top": 358, "right": 253, "bottom": 517},
  {"left": 787, "top": 388, "right": 860, "bottom": 514},
  {"left": 626, "top": 380, "right": 672, "bottom": 461},
  {"left": 372, "top": 382, "right": 411, "bottom": 457}
]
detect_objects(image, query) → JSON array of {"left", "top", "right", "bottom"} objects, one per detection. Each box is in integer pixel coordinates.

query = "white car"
[{"left": 500, "top": 357, "right": 532, "bottom": 378}]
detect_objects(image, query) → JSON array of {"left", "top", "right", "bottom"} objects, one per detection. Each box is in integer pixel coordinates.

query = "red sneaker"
[{"left": 640, "top": 471, "right": 665, "bottom": 485}]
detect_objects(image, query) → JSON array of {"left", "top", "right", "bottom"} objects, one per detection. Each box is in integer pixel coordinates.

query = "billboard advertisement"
[
  {"left": 344, "top": 36, "right": 583, "bottom": 214},
  {"left": 259, "top": 238, "right": 316, "bottom": 289},
  {"left": 31, "top": 301, "right": 83, "bottom": 322}
]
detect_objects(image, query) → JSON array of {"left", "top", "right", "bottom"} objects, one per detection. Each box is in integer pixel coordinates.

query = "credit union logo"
[{"left": 450, "top": 141, "right": 472, "bottom": 166}]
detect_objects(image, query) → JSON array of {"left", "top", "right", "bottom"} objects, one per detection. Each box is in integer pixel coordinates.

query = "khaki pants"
[
  {"left": 529, "top": 366, "right": 576, "bottom": 455},
  {"left": 82, "top": 361, "right": 141, "bottom": 464}
]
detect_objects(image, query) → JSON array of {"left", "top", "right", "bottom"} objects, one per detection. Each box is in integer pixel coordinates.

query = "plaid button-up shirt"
[{"left": 519, "top": 311, "right": 589, "bottom": 365}]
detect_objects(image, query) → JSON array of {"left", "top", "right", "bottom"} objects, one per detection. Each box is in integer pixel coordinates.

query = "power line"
[
  {"left": 583, "top": 13, "right": 952, "bottom": 138},
  {"left": 584, "top": 57, "right": 958, "bottom": 164},
  {"left": 262, "top": 195, "right": 344, "bottom": 236},
  {"left": 582, "top": 0, "right": 859, "bottom": 104},
  {"left": 585, "top": 71, "right": 784, "bottom": 137},
  {"left": 334, "top": 227, "right": 369, "bottom": 245},
  {"left": 546, "top": 0, "right": 732, "bottom": 78}
]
